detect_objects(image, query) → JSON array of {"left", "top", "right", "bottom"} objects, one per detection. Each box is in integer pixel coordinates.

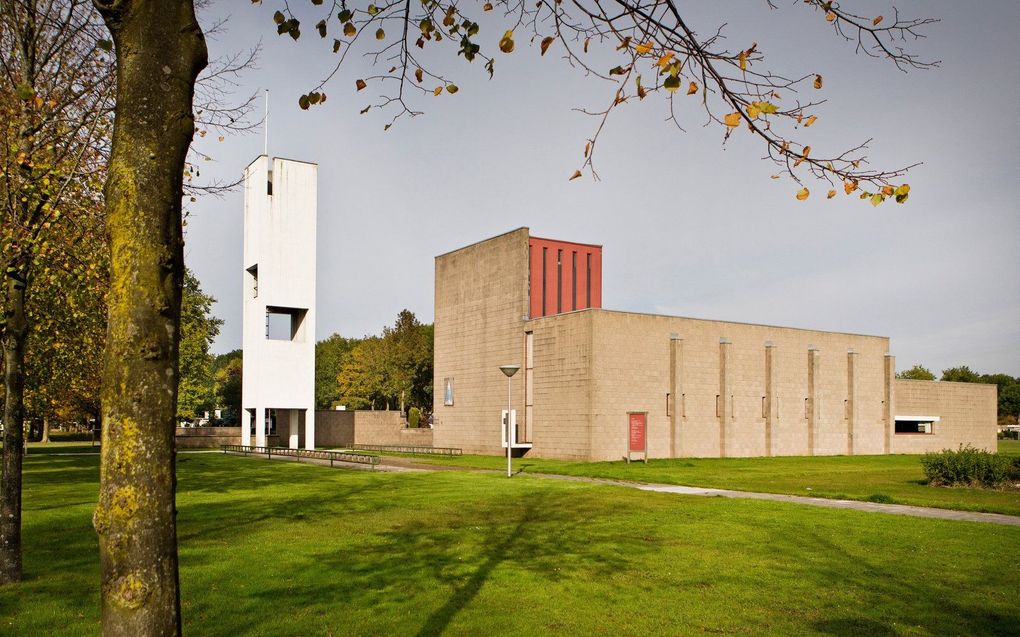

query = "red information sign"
[{"left": 628, "top": 412, "right": 646, "bottom": 452}]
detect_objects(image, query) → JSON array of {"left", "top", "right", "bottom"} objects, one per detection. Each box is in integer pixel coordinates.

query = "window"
[
  {"left": 571, "top": 252, "right": 577, "bottom": 311},
  {"left": 541, "top": 247, "right": 547, "bottom": 316},
  {"left": 444, "top": 377, "right": 454, "bottom": 406},
  {"left": 895, "top": 416, "right": 939, "bottom": 434},
  {"left": 556, "top": 249, "right": 563, "bottom": 314},
  {"left": 266, "top": 306, "right": 307, "bottom": 341},
  {"left": 247, "top": 264, "right": 259, "bottom": 298}
]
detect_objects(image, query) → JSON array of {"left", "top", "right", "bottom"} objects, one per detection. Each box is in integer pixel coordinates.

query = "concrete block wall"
[
  {"left": 175, "top": 427, "right": 244, "bottom": 449},
  {"left": 891, "top": 379, "right": 997, "bottom": 453},
  {"left": 432, "top": 229, "right": 530, "bottom": 454},
  {"left": 314, "top": 410, "right": 432, "bottom": 447}
]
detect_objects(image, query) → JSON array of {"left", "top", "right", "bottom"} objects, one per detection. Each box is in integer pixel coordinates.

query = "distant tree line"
[{"left": 897, "top": 364, "right": 1020, "bottom": 426}]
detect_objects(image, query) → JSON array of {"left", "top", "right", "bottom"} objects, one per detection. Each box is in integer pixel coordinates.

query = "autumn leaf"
[
  {"left": 802, "top": 145, "right": 811, "bottom": 159},
  {"left": 803, "top": 115, "right": 817, "bottom": 127},
  {"left": 825, "top": 11, "right": 836, "bottom": 22},
  {"left": 584, "top": 142, "right": 590, "bottom": 158},
  {"left": 446, "top": 84, "right": 459, "bottom": 94},
  {"left": 415, "top": 68, "right": 423, "bottom": 83},
  {"left": 483, "top": 2, "right": 493, "bottom": 10},
  {"left": 540, "top": 36, "right": 555, "bottom": 56},
  {"left": 871, "top": 193, "right": 884, "bottom": 207},
  {"left": 656, "top": 52, "right": 674, "bottom": 69},
  {"left": 569, "top": 170, "right": 583, "bottom": 181},
  {"left": 376, "top": 28, "right": 386, "bottom": 40},
  {"left": 635, "top": 41, "right": 653, "bottom": 55},
  {"left": 724, "top": 112, "right": 741, "bottom": 127},
  {"left": 343, "top": 22, "right": 356, "bottom": 37},
  {"left": 499, "top": 30, "right": 515, "bottom": 53},
  {"left": 747, "top": 104, "right": 760, "bottom": 119},
  {"left": 663, "top": 76, "right": 681, "bottom": 93},
  {"left": 433, "top": 86, "right": 443, "bottom": 96},
  {"left": 813, "top": 74, "right": 823, "bottom": 89},
  {"left": 844, "top": 180, "right": 858, "bottom": 195},
  {"left": 873, "top": 15, "right": 883, "bottom": 25},
  {"left": 827, "top": 189, "right": 836, "bottom": 199},
  {"left": 895, "top": 184, "right": 910, "bottom": 196},
  {"left": 686, "top": 81, "right": 698, "bottom": 95},
  {"left": 796, "top": 188, "right": 810, "bottom": 201},
  {"left": 355, "top": 79, "right": 367, "bottom": 91},
  {"left": 609, "top": 65, "right": 629, "bottom": 76},
  {"left": 738, "top": 51, "right": 747, "bottom": 71}
]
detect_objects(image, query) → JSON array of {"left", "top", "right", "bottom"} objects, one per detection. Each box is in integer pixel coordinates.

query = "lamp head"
[{"left": 499, "top": 365, "right": 521, "bottom": 378}]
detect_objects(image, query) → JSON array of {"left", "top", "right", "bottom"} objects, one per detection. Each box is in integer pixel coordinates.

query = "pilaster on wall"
[
  {"left": 765, "top": 341, "right": 775, "bottom": 457},
  {"left": 719, "top": 337, "right": 730, "bottom": 458},
  {"left": 884, "top": 353, "right": 895, "bottom": 454},
  {"left": 669, "top": 334, "right": 683, "bottom": 458},
  {"left": 807, "top": 346, "right": 820, "bottom": 456},
  {"left": 847, "top": 349, "right": 857, "bottom": 455}
]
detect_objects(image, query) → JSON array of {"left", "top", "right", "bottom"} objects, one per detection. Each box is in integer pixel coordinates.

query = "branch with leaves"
[{"left": 257, "top": 0, "right": 938, "bottom": 204}]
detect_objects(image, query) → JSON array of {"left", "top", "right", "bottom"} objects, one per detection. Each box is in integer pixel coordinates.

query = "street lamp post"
[{"left": 499, "top": 365, "right": 520, "bottom": 478}]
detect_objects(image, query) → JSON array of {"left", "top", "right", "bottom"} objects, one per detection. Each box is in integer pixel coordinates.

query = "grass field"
[
  {"left": 395, "top": 441, "right": 1020, "bottom": 516},
  {"left": 1, "top": 452, "right": 1018, "bottom": 636}
]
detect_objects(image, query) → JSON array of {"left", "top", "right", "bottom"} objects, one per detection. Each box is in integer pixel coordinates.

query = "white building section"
[{"left": 241, "top": 155, "right": 317, "bottom": 450}]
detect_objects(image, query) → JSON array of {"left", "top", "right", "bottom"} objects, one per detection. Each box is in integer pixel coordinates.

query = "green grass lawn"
[
  {"left": 396, "top": 445, "right": 1020, "bottom": 516},
  {"left": 1, "top": 453, "right": 1018, "bottom": 636}
]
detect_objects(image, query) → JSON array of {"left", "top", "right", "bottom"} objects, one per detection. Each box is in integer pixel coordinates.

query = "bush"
[
  {"left": 408, "top": 407, "right": 421, "bottom": 429},
  {"left": 920, "top": 445, "right": 1013, "bottom": 488}
]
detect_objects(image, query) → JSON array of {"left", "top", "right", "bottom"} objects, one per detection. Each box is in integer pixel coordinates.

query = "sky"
[{"left": 184, "top": 0, "right": 1020, "bottom": 376}]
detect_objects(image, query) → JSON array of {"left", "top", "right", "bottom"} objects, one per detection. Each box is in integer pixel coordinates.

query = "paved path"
[{"left": 376, "top": 456, "right": 1020, "bottom": 527}]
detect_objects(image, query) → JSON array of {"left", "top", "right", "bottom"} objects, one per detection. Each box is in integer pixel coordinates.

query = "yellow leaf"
[
  {"left": 802, "top": 145, "right": 811, "bottom": 159},
  {"left": 796, "top": 188, "right": 810, "bottom": 201},
  {"left": 686, "top": 81, "right": 698, "bottom": 95},
  {"left": 894, "top": 184, "right": 910, "bottom": 196},
  {"left": 656, "top": 52, "right": 674, "bottom": 68},
  {"left": 827, "top": 189, "right": 836, "bottom": 199},
  {"left": 738, "top": 51, "right": 747, "bottom": 71},
  {"left": 635, "top": 41, "right": 653, "bottom": 55},
  {"left": 872, "top": 15, "right": 883, "bottom": 26},
  {"left": 724, "top": 112, "right": 741, "bottom": 127},
  {"left": 356, "top": 79, "right": 367, "bottom": 91},
  {"left": 825, "top": 11, "right": 836, "bottom": 22},
  {"left": 747, "top": 104, "right": 760, "bottom": 119},
  {"left": 540, "top": 36, "right": 555, "bottom": 56},
  {"left": 804, "top": 115, "right": 817, "bottom": 127},
  {"left": 569, "top": 170, "right": 582, "bottom": 181},
  {"left": 813, "top": 74, "right": 823, "bottom": 89},
  {"left": 844, "top": 180, "right": 858, "bottom": 195},
  {"left": 433, "top": 86, "right": 442, "bottom": 96},
  {"left": 446, "top": 84, "right": 459, "bottom": 94},
  {"left": 584, "top": 142, "right": 590, "bottom": 158},
  {"left": 376, "top": 28, "right": 385, "bottom": 40},
  {"left": 343, "top": 22, "right": 356, "bottom": 37},
  {"left": 770, "top": 175, "right": 780, "bottom": 180},
  {"left": 880, "top": 185, "right": 894, "bottom": 196},
  {"left": 499, "top": 30, "right": 515, "bottom": 53},
  {"left": 871, "top": 193, "right": 884, "bottom": 207}
]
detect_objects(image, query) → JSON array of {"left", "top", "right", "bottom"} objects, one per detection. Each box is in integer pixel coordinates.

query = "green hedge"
[
  {"left": 408, "top": 407, "right": 421, "bottom": 429},
  {"left": 921, "top": 445, "right": 1019, "bottom": 488}
]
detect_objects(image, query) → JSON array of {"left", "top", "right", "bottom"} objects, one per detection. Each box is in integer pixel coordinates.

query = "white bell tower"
[{"left": 240, "top": 155, "right": 317, "bottom": 449}]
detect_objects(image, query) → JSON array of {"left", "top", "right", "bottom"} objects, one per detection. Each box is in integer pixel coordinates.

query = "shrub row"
[{"left": 921, "top": 445, "right": 1020, "bottom": 488}]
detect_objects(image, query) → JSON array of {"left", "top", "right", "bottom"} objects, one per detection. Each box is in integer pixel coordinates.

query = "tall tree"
[
  {"left": 941, "top": 366, "right": 981, "bottom": 384},
  {"left": 1, "top": 0, "right": 113, "bottom": 584},
  {"left": 315, "top": 333, "right": 358, "bottom": 408},
  {"left": 176, "top": 269, "right": 223, "bottom": 422},
  {"left": 212, "top": 351, "right": 242, "bottom": 424},
  {"left": 90, "top": 0, "right": 937, "bottom": 632},
  {"left": 89, "top": 0, "right": 206, "bottom": 632},
  {"left": 897, "top": 365, "right": 935, "bottom": 381}
]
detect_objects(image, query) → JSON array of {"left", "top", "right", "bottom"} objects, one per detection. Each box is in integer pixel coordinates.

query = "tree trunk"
[
  {"left": 41, "top": 416, "right": 50, "bottom": 444},
  {"left": 0, "top": 274, "right": 28, "bottom": 584},
  {"left": 90, "top": 1, "right": 206, "bottom": 635}
]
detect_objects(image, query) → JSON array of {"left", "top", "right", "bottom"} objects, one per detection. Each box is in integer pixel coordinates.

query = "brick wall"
[
  {"left": 432, "top": 228, "right": 530, "bottom": 454},
  {"left": 175, "top": 427, "right": 244, "bottom": 449},
  {"left": 891, "top": 379, "right": 997, "bottom": 453}
]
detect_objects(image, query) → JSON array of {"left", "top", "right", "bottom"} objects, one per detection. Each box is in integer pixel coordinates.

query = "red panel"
[
  {"left": 629, "top": 413, "right": 646, "bottom": 452},
  {"left": 528, "top": 236, "right": 602, "bottom": 318}
]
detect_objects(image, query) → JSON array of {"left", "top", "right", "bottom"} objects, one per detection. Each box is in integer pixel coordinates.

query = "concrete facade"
[
  {"left": 241, "top": 156, "right": 317, "bottom": 449},
  {"left": 433, "top": 228, "right": 997, "bottom": 461},
  {"left": 314, "top": 410, "right": 433, "bottom": 448}
]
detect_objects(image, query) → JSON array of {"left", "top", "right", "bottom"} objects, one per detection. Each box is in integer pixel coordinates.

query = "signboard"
[{"left": 627, "top": 412, "right": 647, "bottom": 463}]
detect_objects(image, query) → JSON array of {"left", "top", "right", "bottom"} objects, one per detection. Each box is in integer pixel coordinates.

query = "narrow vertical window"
[
  {"left": 571, "top": 251, "right": 577, "bottom": 311},
  {"left": 556, "top": 249, "right": 563, "bottom": 314},
  {"left": 586, "top": 253, "right": 592, "bottom": 308},
  {"left": 541, "top": 247, "right": 547, "bottom": 317}
]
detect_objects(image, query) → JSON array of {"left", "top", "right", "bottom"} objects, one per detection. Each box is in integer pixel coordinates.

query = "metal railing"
[
  {"left": 350, "top": 444, "right": 462, "bottom": 456},
  {"left": 221, "top": 445, "right": 380, "bottom": 467}
]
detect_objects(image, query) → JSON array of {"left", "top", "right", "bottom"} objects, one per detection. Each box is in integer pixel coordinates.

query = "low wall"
[
  {"left": 314, "top": 410, "right": 433, "bottom": 448},
  {"left": 176, "top": 427, "right": 253, "bottom": 449}
]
